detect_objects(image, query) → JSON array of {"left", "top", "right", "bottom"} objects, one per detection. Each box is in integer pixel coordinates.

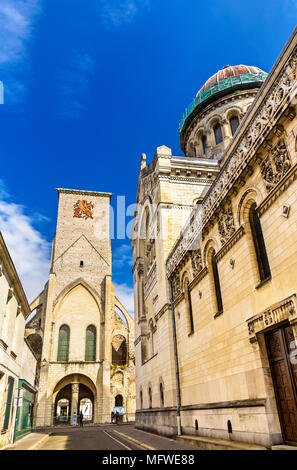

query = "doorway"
[{"left": 266, "top": 324, "right": 297, "bottom": 444}]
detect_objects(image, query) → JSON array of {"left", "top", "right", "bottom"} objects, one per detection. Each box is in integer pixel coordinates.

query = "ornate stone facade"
[
  {"left": 132, "top": 28, "right": 297, "bottom": 447},
  {"left": 260, "top": 138, "right": 292, "bottom": 192}
]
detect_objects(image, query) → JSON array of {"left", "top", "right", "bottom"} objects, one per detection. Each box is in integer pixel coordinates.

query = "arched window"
[
  {"left": 201, "top": 135, "right": 207, "bottom": 155},
  {"left": 213, "top": 123, "right": 223, "bottom": 145},
  {"left": 229, "top": 116, "right": 239, "bottom": 136},
  {"left": 160, "top": 382, "right": 164, "bottom": 408},
  {"left": 249, "top": 203, "right": 271, "bottom": 283},
  {"left": 85, "top": 325, "right": 96, "bottom": 361},
  {"left": 211, "top": 252, "right": 223, "bottom": 316},
  {"left": 115, "top": 394, "right": 123, "bottom": 407},
  {"left": 57, "top": 325, "right": 70, "bottom": 361},
  {"left": 184, "top": 278, "right": 194, "bottom": 334}
]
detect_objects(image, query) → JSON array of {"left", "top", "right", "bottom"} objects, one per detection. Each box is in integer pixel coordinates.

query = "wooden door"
[{"left": 266, "top": 325, "right": 297, "bottom": 444}]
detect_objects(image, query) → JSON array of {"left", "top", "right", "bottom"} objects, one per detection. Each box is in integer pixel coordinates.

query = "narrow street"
[{"left": 35, "top": 424, "right": 197, "bottom": 451}]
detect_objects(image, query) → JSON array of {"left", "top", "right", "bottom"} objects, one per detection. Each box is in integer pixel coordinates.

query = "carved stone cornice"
[
  {"left": 173, "top": 291, "right": 185, "bottom": 308},
  {"left": 134, "top": 334, "right": 147, "bottom": 346},
  {"left": 189, "top": 266, "right": 208, "bottom": 291},
  {"left": 154, "top": 303, "right": 171, "bottom": 322},
  {"left": 132, "top": 257, "right": 144, "bottom": 274},
  {"left": 247, "top": 294, "right": 297, "bottom": 343},
  {"left": 57, "top": 188, "right": 113, "bottom": 198},
  {"left": 216, "top": 225, "right": 245, "bottom": 262}
]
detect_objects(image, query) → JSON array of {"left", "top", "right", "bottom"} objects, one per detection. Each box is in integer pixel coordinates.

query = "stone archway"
[{"left": 52, "top": 374, "right": 96, "bottom": 426}]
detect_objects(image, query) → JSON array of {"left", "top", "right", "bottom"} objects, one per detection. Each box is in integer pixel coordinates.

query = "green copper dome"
[{"left": 179, "top": 65, "right": 268, "bottom": 135}]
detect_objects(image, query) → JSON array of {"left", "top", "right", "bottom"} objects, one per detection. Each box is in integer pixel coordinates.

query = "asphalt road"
[
  {"left": 39, "top": 427, "right": 150, "bottom": 450},
  {"left": 37, "top": 425, "right": 196, "bottom": 451}
]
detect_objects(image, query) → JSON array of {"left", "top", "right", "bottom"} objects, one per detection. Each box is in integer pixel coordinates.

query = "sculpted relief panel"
[
  {"left": 191, "top": 249, "right": 203, "bottom": 276},
  {"left": 260, "top": 138, "right": 292, "bottom": 192},
  {"left": 217, "top": 205, "right": 236, "bottom": 246}
]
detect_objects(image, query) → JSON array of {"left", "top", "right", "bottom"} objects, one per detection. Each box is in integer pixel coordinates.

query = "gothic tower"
[{"left": 27, "top": 188, "right": 135, "bottom": 426}]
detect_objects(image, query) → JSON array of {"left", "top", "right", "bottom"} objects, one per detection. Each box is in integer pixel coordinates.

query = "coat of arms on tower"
[{"left": 73, "top": 200, "right": 94, "bottom": 219}]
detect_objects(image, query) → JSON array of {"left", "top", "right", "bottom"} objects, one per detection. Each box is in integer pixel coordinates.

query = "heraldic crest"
[{"left": 73, "top": 200, "right": 94, "bottom": 219}]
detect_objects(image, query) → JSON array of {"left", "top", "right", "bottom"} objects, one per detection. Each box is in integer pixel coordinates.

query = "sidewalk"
[{"left": 2, "top": 431, "right": 50, "bottom": 451}]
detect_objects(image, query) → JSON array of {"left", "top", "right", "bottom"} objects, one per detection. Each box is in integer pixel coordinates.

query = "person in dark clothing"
[{"left": 79, "top": 410, "right": 84, "bottom": 427}]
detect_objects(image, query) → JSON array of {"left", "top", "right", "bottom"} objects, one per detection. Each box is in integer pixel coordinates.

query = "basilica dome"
[
  {"left": 179, "top": 64, "right": 268, "bottom": 138},
  {"left": 196, "top": 65, "right": 266, "bottom": 96}
]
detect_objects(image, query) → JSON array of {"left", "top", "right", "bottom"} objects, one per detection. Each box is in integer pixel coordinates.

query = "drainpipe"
[{"left": 169, "top": 280, "right": 182, "bottom": 436}]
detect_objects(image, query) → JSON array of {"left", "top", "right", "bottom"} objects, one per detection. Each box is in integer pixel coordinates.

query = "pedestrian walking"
[
  {"left": 111, "top": 411, "right": 116, "bottom": 424},
  {"left": 115, "top": 411, "right": 120, "bottom": 425},
  {"left": 79, "top": 410, "right": 84, "bottom": 427},
  {"left": 72, "top": 411, "right": 77, "bottom": 426}
]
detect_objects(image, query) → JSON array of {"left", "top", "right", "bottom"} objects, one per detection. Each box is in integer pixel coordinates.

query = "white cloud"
[
  {"left": 58, "top": 50, "right": 95, "bottom": 119},
  {"left": 99, "top": 0, "right": 150, "bottom": 27},
  {"left": 0, "top": 184, "right": 51, "bottom": 303},
  {"left": 113, "top": 282, "right": 134, "bottom": 317},
  {"left": 0, "top": 0, "right": 41, "bottom": 103},
  {"left": 112, "top": 242, "right": 133, "bottom": 269}
]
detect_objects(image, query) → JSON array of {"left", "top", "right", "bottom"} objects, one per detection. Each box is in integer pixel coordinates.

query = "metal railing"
[{"left": 49, "top": 413, "right": 135, "bottom": 427}]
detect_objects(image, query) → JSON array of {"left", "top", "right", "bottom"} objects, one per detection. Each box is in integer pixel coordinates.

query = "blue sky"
[{"left": 0, "top": 0, "right": 296, "bottom": 313}]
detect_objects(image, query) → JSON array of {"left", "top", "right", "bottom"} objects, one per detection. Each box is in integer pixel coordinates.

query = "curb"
[
  {"left": 113, "top": 430, "right": 155, "bottom": 451},
  {"left": 27, "top": 433, "right": 52, "bottom": 450},
  {"left": 1, "top": 433, "right": 51, "bottom": 451}
]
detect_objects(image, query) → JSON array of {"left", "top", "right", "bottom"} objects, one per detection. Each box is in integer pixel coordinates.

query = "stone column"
[
  {"left": 221, "top": 118, "right": 232, "bottom": 140},
  {"left": 70, "top": 383, "right": 79, "bottom": 419}
]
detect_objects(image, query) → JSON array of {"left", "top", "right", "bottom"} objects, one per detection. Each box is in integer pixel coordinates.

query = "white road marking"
[{"left": 103, "top": 430, "right": 132, "bottom": 450}]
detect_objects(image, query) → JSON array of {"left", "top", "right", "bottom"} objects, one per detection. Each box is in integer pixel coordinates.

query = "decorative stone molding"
[
  {"left": 154, "top": 303, "right": 171, "bottom": 322},
  {"left": 216, "top": 225, "right": 245, "bottom": 262},
  {"left": 7, "top": 288, "right": 13, "bottom": 303},
  {"left": 217, "top": 204, "right": 236, "bottom": 245},
  {"left": 260, "top": 138, "right": 292, "bottom": 192},
  {"left": 257, "top": 162, "right": 297, "bottom": 216},
  {"left": 181, "top": 398, "right": 267, "bottom": 411},
  {"left": 0, "top": 339, "right": 8, "bottom": 351},
  {"left": 247, "top": 294, "right": 297, "bottom": 343},
  {"left": 190, "top": 267, "right": 208, "bottom": 291},
  {"left": 171, "top": 274, "right": 181, "bottom": 300},
  {"left": 57, "top": 188, "right": 112, "bottom": 198},
  {"left": 191, "top": 249, "right": 203, "bottom": 276}
]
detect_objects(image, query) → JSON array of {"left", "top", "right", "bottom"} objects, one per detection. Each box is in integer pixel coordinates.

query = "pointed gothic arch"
[{"left": 53, "top": 278, "right": 103, "bottom": 321}]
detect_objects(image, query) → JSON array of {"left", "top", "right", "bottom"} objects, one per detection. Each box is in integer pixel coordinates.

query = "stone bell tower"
[{"left": 29, "top": 188, "right": 135, "bottom": 427}]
